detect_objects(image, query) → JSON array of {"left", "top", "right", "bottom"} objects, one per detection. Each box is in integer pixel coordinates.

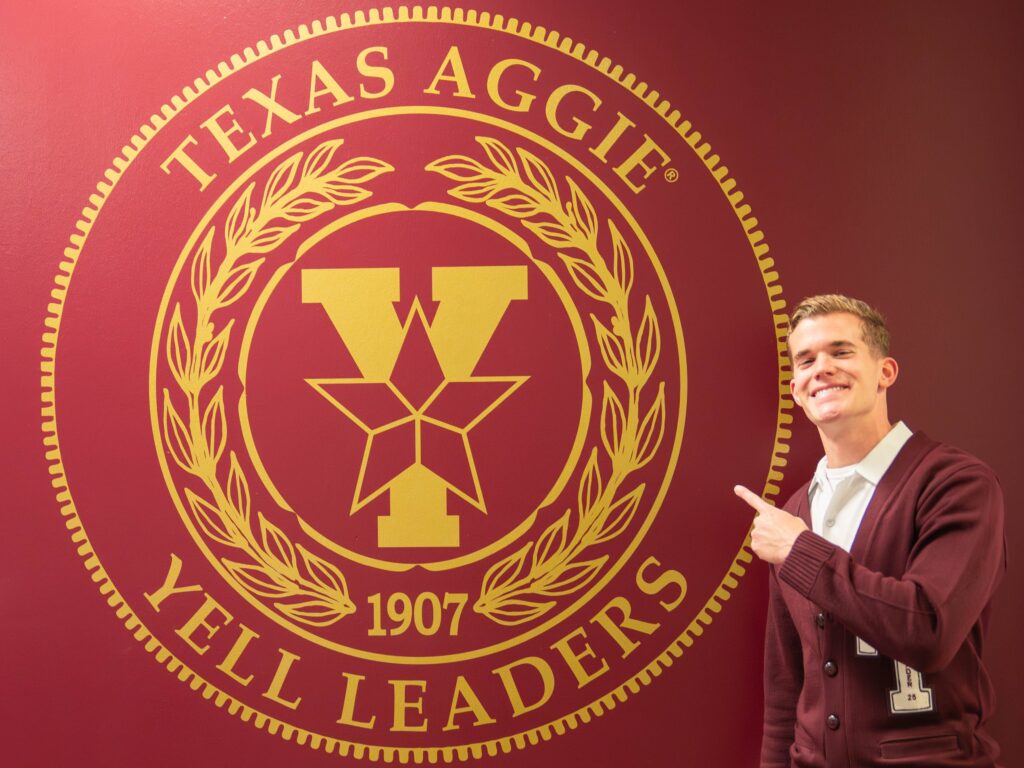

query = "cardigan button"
[
  {"left": 815, "top": 612, "right": 826, "bottom": 628},
  {"left": 824, "top": 660, "right": 838, "bottom": 677},
  {"left": 826, "top": 714, "right": 840, "bottom": 730}
]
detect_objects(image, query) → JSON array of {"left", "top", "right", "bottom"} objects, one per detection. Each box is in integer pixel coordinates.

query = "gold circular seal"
[{"left": 43, "top": 7, "right": 789, "bottom": 762}]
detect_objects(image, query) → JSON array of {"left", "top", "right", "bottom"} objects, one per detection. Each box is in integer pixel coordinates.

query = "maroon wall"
[{"left": 3, "top": 2, "right": 1020, "bottom": 766}]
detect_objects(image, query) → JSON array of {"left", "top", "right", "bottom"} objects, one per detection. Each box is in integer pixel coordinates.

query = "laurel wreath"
[
  {"left": 160, "top": 139, "right": 393, "bottom": 627},
  {"left": 426, "top": 137, "right": 666, "bottom": 626}
]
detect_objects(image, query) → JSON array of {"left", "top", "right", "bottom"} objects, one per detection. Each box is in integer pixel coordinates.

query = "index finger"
[{"left": 733, "top": 484, "right": 771, "bottom": 514}]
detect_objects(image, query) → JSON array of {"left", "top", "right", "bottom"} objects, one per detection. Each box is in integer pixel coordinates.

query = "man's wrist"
[{"left": 777, "top": 531, "right": 835, "bottom": 598}]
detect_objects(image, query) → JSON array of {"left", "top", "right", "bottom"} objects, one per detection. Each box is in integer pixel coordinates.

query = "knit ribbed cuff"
[{"left": 778, "top": 531, "right": 836, "bottom": 597}]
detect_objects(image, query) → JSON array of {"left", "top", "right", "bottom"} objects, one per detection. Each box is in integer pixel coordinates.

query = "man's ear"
[
  {"left": 878, "top": 356, "right": 899, "bottom": 391},
  {"left": 790, "top": 378, "right": 802, "bottom": 407}
]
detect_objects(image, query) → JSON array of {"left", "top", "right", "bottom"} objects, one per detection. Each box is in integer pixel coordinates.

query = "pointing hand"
[{"left": 733, "top": 485, "right": 808, "bottom": 565}]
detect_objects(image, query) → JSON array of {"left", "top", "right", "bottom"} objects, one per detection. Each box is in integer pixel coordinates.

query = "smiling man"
[{"left": 735, "top": 294, "right": 1006, "bottom": 767}]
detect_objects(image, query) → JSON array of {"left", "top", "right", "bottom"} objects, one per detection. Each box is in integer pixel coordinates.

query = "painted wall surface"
[{"left": 2, "top": 2, "right": 1021, "bottom": 766}]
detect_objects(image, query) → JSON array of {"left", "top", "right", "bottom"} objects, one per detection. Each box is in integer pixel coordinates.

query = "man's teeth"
[{"left": 813, "top": 386, "right": 846, "bottom": 398}]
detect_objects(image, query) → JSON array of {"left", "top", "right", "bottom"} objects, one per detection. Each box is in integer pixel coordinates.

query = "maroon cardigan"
[{"left": 761, "top": 433, "right": 1006, "bottom": 767}]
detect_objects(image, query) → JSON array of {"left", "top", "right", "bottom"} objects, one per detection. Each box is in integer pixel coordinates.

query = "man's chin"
[{"left": 810, "top": 409, "right": 846, "bottom": 428}]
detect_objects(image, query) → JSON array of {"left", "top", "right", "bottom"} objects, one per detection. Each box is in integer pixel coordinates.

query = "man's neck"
[{"left": 818, "top": 417, "right": 895, "bottom": 468}]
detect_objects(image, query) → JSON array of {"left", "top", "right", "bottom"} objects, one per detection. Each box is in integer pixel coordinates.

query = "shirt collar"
[{"left": 810, "top": 421, "right": 913, "bottom": 493}]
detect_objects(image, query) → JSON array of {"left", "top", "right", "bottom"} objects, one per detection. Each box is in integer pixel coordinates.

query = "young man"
[{"left": 734, "top": 295, "right": 1005, "bottom": 767}]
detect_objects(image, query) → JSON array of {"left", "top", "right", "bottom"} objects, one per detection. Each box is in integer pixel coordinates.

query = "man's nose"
[{"left": 811, "top": 354, "right": 835, "bottom": 376}]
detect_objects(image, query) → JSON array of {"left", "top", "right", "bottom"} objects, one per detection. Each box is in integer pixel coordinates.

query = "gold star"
[{"left": 308, "top": 300, "right": 526, "bottom": 519}]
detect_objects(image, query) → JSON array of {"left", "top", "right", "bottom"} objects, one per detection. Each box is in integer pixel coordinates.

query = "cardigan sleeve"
[
  {"left": 777, "top": 461, "right": 1005, "bottom": 673},
  {"left": 760, "top": 567, "right": 802, "bottom": 767}
]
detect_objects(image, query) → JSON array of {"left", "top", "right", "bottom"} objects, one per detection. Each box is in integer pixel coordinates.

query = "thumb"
[{"left": 733, "top": 484, "right": 770, "bottom": 515}]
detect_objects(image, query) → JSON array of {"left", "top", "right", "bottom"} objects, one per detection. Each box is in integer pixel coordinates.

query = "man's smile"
[{"left": 811, "top": 384, "right": 850, "bottom": 398}]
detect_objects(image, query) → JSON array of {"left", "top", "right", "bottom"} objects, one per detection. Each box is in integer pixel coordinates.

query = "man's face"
[{"left": 788, "top": 312, "right": 897, "bottom": 430}]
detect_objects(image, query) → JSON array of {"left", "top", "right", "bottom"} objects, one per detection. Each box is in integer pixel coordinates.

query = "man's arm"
[
  {"left": 760, "top": 567, "right": 803, "bottom": 768},
  {"left": 741, "top": 464, "right": 1005, "bottom": 673}
]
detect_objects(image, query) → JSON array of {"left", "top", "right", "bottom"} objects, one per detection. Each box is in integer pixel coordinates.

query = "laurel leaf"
[
  {"left": 202, "top": 386, "right": 227, "bottom": 464},
  {"left": 567, "top": 177, "right": 597, "bottom": 242},
  {"left": 302, "top": 138, "right": 345, "bottom": 179},
  {"left": 247, "top": 224, "right": 300, "bottom": 253},
  {"left": 259, "top": 511, "right": 299, "bottom": 578},
  {"left": 321, "top": 181, "right": 372, "bottom": 206},
  {"left": 298, "top": 544, "right": 348, "bottom": 597},
  {"left": 526, "top": 220, "right": 576, "bottom": 249},
  {"left": 275, "top": 598, "right": 349, "bottom": 626},
  {"left": 166, "top": 304, "right": 191, "bottom": 389},
  {"left": 600, "top": 381, "right": 626, "bottom": 458},
  {"left": 518, "top": 148, "right": 560, "bottom": 205},
  {"left": 532, "top": 509, "right": 570, "bottom": 572},
  {"left": 560, "top": 254, "right": 606, "bottom": 300},
  {"left": 592, "top": 316, "right": 628, "bottom": 379},
  {"left": 215, "top": 259, "right": 263, "bottom": 307},
  {"left": 535, "top": 557, "right": 606, "bottom": 597},
  {"left": 591, "top": 485, "right": 644, "bottom": 545},
  {"left": 190, "top": 227, "right": 215, "bottom": 305},
  {"left": 261, "top": 151, "right": 301, "bottom": 210},
  {"left": 184, "top": 488, "right": 235, "bottom": 547},
  {"left": 609, "top": 220, "right": 634, "bottom": 295},
  {"left": 476, "top": 136, "right": 518, "bottom": 177},
  {"left": 487, "top": 191, "right": 540, "bottom": 219},
  {"left": 482, "top": 597, "right": 555, "bottom": 626},
  {"left": 329, "top": 156, "right": 394, "bottom": 185},
  {"left": 226, "top": 451, "right": 250, "bottom": 527},
  {"left": 280, "top": 196, "right": 333, "bottom": 223},
  {"left": 198, "top": 320, "right": 232, "bottom": 386},
  {"left": 634, "top": 384, "right": 666, "bottom": 468},
  {"left": 635, "top": 297, "right": 661, "bottom": 381},
  {"left": 448, "top": 180, "right": 500, "bottom": 203},
  {"left": 481, "top": 542, "right": 531, "bottom": 597},
  {"left": 424, "top": 153, "right": 493, "bottom": 182},
  {"left": 577, "top": 448, "right": 603, "bottom": 526},
  {"left": 224, "top": 560, "right": 294, "bottom": 600},
  {"left": 225, "top": 183, "right": 255, "bottom": 248},
  {"left": 161, "top": 389, "right": 196, "bottom": 473}
]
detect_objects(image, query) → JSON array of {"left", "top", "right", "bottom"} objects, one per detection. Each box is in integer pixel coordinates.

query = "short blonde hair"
[{"left": 788, "top": 294, "right": 890, "bottom": 356}]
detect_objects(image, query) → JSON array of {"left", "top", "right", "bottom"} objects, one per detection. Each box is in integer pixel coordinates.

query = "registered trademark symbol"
[{"left": 664, "top": 168, "right": 679, "bottom": 183}]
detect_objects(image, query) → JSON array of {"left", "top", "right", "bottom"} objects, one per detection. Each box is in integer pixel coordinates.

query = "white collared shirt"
[{"left": 809, "top": 421, "right": 913, "bottom": 552}]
